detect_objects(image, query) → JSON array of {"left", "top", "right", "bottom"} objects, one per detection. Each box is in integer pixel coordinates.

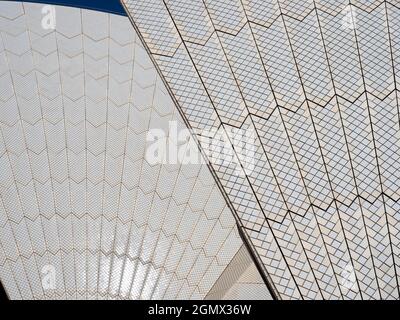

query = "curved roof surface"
[
  {"left": 122, "top": 0, "right": 400, "bottom": 299},
  {"left": 0, "top": 1, "right": 271, "bottom": 300},
  {"left": 3, "top": 0, "right": 400, "bottom": 300}
]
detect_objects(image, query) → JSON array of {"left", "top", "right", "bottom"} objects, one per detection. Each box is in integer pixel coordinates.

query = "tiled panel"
[
  {"left": 122, "top": 0, "right": 400, "bottom": 300},
  {"left": 0, "top": 2, "right": 245, "bottom": 300}
]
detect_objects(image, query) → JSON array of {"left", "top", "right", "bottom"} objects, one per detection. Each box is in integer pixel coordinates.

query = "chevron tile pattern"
[
  {"left": 122, "top": 0, "right": 400, "bottom": 299},
  {"left": 0, "top": 2, "right": 247, "bottom": 300}
]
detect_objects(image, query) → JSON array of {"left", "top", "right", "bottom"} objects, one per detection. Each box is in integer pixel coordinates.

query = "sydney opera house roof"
[{"left": 1, "top": 0, "right": 400, "bottom": 300}]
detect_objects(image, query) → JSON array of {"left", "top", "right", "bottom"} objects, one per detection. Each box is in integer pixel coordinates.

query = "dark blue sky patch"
[{"left": 8, "top": 0, "right": 127, "bottom": 16}]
